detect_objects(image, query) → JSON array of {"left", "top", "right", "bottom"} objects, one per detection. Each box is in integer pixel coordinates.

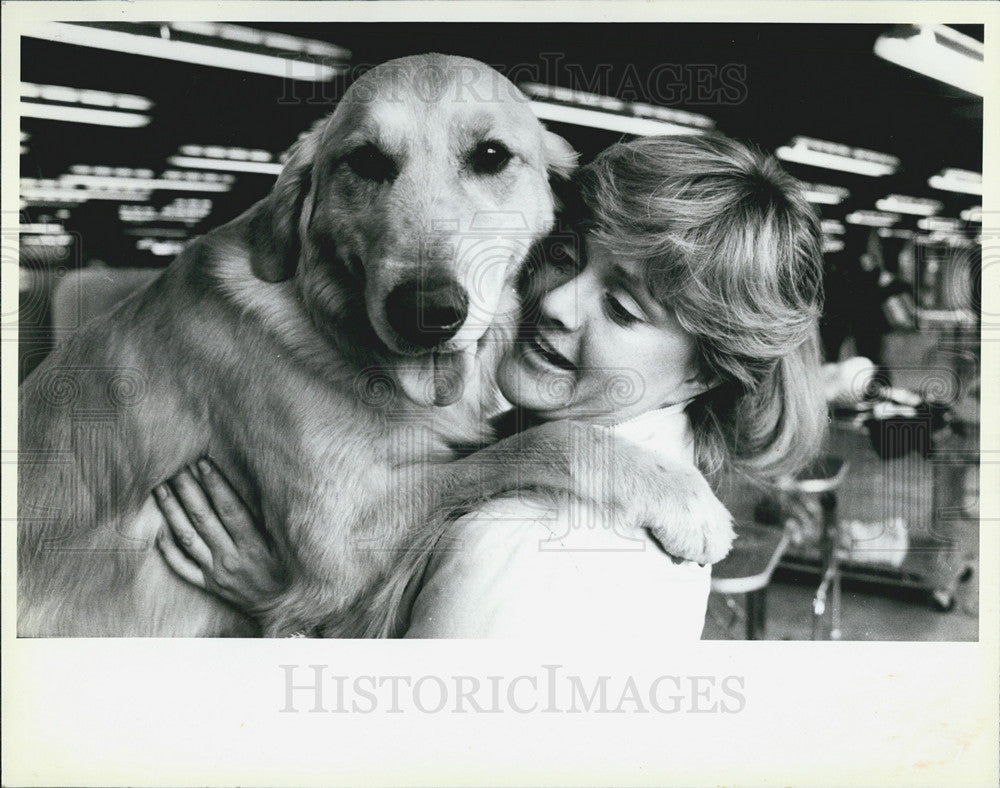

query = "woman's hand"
[{"left": 154, "top": 459, "right": 289, "bottom": 615}]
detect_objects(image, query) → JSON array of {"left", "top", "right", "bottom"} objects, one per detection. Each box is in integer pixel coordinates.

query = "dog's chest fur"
[{"left": 199, "top": 234, "right": 509, "bottom": 619}]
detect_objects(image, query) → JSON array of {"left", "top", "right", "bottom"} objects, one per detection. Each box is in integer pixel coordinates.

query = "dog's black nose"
[{"left": 385, "top": 278, "right": 469, "bottom": 348}]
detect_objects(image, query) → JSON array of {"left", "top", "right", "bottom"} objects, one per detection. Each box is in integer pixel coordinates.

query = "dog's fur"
[{"left": 18, "top": 54, "right": 733, "bottom": 637}]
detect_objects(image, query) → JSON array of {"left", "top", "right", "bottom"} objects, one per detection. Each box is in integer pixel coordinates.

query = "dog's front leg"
[{"left": 428, "top": 420, "right": 735, "bottom": 566}]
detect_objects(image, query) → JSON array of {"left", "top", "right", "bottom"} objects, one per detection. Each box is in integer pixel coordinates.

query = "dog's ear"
[
  {"left": 247, "top": 122, "right": 325, "bottom": 282},
  {"left": 542, "top": 130, "right": 578, "bottom": 181}
]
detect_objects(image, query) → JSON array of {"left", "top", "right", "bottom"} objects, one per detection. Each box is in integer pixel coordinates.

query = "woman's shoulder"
[{"left": 404, "top": 499, "right": 711, "bottom": 639}]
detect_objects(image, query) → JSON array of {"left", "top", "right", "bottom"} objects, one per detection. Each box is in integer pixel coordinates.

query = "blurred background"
[{"left": 17, "top": 21, "right": 984, "bottom": 639}]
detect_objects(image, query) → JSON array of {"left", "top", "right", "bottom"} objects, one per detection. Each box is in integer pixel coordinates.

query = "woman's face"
[{"left": 496, "top": 235, "right": 706, "bottom": 423}]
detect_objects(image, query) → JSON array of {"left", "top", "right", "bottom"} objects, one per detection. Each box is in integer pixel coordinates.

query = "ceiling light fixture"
[
  {"left": 21, "top": 102, "right": 150, "bottom": 128},
  {"left": 917, "top": 216, "right": 963, "bottom": 232},
  {"left": 877, "top": 228, "right": 916, "bottom": 239},
  {"left": 21, "top": 81, "right": 153, "bottom": 111},
  {"left": 776, "top": 136, "right": 899, "bottom": 177},
  {"left": 26, "top": 22, "right": 349, "bottom": 82},
  {"left": 874, "top": 194, "right": 943, "bottom": 216},
  {"left": 845, "top": 210, "right": 901, "bottom": 228},
  {"left": 521, "top": 82, "right": 714, "bottom": 136},
  {"left": 801, "top": 183, "right": 851, "bottom": 205},
  {"left": 874, "top": 24, "right": 984, "bottom": 97},
  {"left": 19, "top": 223, "right": 65, "bottom": 234},
  {"left": 528, "top": 102, "right": 707, "bottom": 136},
  {"left": 61, "top": 173, "right": 232, "bottom": 193},
  {"left": 167, "top": 155, "right": 283, "bottom": 176},
  {"left": 21, "top": 178, "right": 154, "bottom": 204},
  {"left": 928, "top": 168, "right": 982, "bottom": 196}
]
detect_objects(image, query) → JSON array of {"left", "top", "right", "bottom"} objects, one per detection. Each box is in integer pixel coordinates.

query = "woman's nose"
[{"left": 540, "top": 273, "right": 585, "bottom": 332}]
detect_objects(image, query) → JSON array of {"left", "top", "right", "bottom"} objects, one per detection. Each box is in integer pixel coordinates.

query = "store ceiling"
[{"left": 19, "top": 22, "right": 984, "bottom": 265}]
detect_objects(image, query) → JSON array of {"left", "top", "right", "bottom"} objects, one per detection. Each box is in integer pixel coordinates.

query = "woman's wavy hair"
[{"left": 565, "top": 134, "right": 827, "bottom": 483}]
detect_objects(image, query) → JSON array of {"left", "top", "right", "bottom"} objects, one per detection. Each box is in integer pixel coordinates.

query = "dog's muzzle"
[{"left": 385, "top": 277, "right": 469, "bottom": 349}]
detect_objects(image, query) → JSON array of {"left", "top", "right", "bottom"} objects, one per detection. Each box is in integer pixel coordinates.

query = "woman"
[{"left": 154, "top": 134, "right": 826, "bottom": 639}]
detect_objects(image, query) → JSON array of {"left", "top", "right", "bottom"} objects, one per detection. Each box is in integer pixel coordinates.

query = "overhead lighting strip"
[
  {"left": 60, "top": 170, "right": 234, "bottom": 193},
  {"left": 928, "top": 167, "right": 982, "bottom": 196},
  {"left": 874, "top": 24, "right": 984, "bottom": 97},
  {"left": 845, "top": 210, "right": 901, "bottom": 227},
  {"left": 521, "top": 82, "right": 714, "bottom": 136},
  {"left": 801, "top": 183, "right": 851, "bottom": 205},
  {"left": 167, "top": 155, "right": 283, "bottom": 175},
  {"left": 874, "top": 194, "right": 943, "bottom": 216},
  {"left": 26, "top": 22, "right": 349, "bottom": 82},
  {"left": 21, "top": 81, "right": 154, "bottom": 127},
  {"left": 776, "top": 136, "right": 899, "bottom": 177},
  {"left": 21, "top": 102, "right": 150, "bottom": 128},
  {"left": 21, "top": 81, "right": 153, "bottom": 111},
  {"left": 528, "top": 102, "right": 708, "bottom": 137},
  {"left": 918, "top": 216, "right": 963, "bottom": 232}
]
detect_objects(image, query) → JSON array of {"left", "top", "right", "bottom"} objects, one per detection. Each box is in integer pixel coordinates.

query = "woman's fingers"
[
  {"left": 168, "top": 466, "right": 238, "bottom": 556},
  {"left": 154, "top": 477, "right": 216, "bottom": 568},
  {"left": 155, "top": 526, "right": 207, "bottom": 589},
  {"left": 193, "top": 458, "right": 264, "bottom": 550}
]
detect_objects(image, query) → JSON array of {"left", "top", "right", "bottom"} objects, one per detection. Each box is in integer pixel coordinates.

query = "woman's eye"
[
  {"left": 344, "top": 144, "right": 397, "bottom": 183},
  {"left": 547, "top": 240, "right": 581, "bottom": 273},
  {"left": 604, "top": 292, "right": 644, "bottom": 326},
  {"left": 469, "top": 140, "right": 513, "bottom": 175}
]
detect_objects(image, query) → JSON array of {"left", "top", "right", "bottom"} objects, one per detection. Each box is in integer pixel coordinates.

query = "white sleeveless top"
[{"left": 404, "top": 403, "right": 716, "bottom": 640}]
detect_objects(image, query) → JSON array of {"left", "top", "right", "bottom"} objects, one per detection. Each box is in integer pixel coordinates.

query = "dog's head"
[{"left": 247, "top": 54, "right": 576, "bottom": 407}]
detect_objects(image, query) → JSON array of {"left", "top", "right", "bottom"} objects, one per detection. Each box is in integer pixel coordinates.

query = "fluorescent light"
[
  {"left": 20, "top": 81, "right": 153, "bottom": 111},
  {"left": 120, "top": 198, "right": 212, "bottom": 224},
  {"left": 26, "top": 22, "right": 345, "bottom": 82},
  {"left": 167, "top": 155, "right": 283, "bottom": 175},
  {"left": 179, "top": 145, "right": 273, "bottom": 162},
  {"left": 136, "top": 238, "right": 186, "bottom": 256},
  {"left": 21, "top": 101, "right": 150, "bottom": 127},
  {"left": 918, "top": 216, "right": 962, "bottom": 232},
  {"left": 21, "top": 178, "right": 154, "bottom": 204},
  {"left": 846, "top": 210, "right": 901, "bottom": 227},
  {"left": 60, "top": 174, "right": 231, "bottom": 193},
  {"left": 169, "top": 21, "right": 350, "bottom": 60},
  {"left": 928, "top": 168, "right": 982, "bottom": 196},
  {"left": 19, "top": 223, "right": 64, "bottom": 234},
  {"left": 71, "top": 165, "right": 155, "bottom": 178},
  {"left": 877, "top": 228, "right": 915, "bottom": 239},
  {"left": 529, "top": 101, "right": 707, "bottom": 137},
  {"left": 802, "top": 183, "right": 851, "bottom": 205},
  {"left": 821, "top": 219, "right": 845, "bottom": 235},
  {"left": 21, "top": 188, "right": 151, "bottom": 204},
  {"left": 874, "top": 194, "right": 943, "bottom": 216},
  {"left": 822, "top": 237, "right": 845, "bottom": 254},
  {"left": 21, "top": 234, "right": 73, "bottom": 247},
  {"left": 776, "top": 136, "right": 898, "bottom": 177},
  {"left": 874, "top": 24, "right": 984, "bottom": 97},
  {"left": 960, "top": 207, "right": 982, "bottom": 223},
  {"left": 521, "top": 82, "right": 715, "bottom": 130}
]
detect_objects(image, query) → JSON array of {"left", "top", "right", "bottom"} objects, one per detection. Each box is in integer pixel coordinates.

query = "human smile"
[{"left": 528, "top": 332, "right": 575, "bottom": 372}]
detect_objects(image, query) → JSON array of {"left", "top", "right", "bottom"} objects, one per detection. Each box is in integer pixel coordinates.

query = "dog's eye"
[
  {"left": 469, "top": 140, "right": 513, "bottom": 175},
  {"left": 344, "top": 144, "right": 397, "bottom": 183}
]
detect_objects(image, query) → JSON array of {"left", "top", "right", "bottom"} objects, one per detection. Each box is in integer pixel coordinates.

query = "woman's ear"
[
  {"left": 246, "top": 120, "right": 326, "bottom": 282},
  {"left": 681, "top": 369, "right": 720, "bottom": 401}
]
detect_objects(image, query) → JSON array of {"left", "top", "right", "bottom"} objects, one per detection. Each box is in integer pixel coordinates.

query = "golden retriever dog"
[{"left": 19, "top": 54, "right": 733, "bottom": 637}]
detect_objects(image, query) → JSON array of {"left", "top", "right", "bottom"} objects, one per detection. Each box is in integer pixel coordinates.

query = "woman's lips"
[{"left": 528, "top": 333, "right": 575, "bottom": 372}]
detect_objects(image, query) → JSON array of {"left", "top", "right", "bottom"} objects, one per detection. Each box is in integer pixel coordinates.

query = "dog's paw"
[{"left": 642, "top": 466, "right": 735, "bottom": 566}]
